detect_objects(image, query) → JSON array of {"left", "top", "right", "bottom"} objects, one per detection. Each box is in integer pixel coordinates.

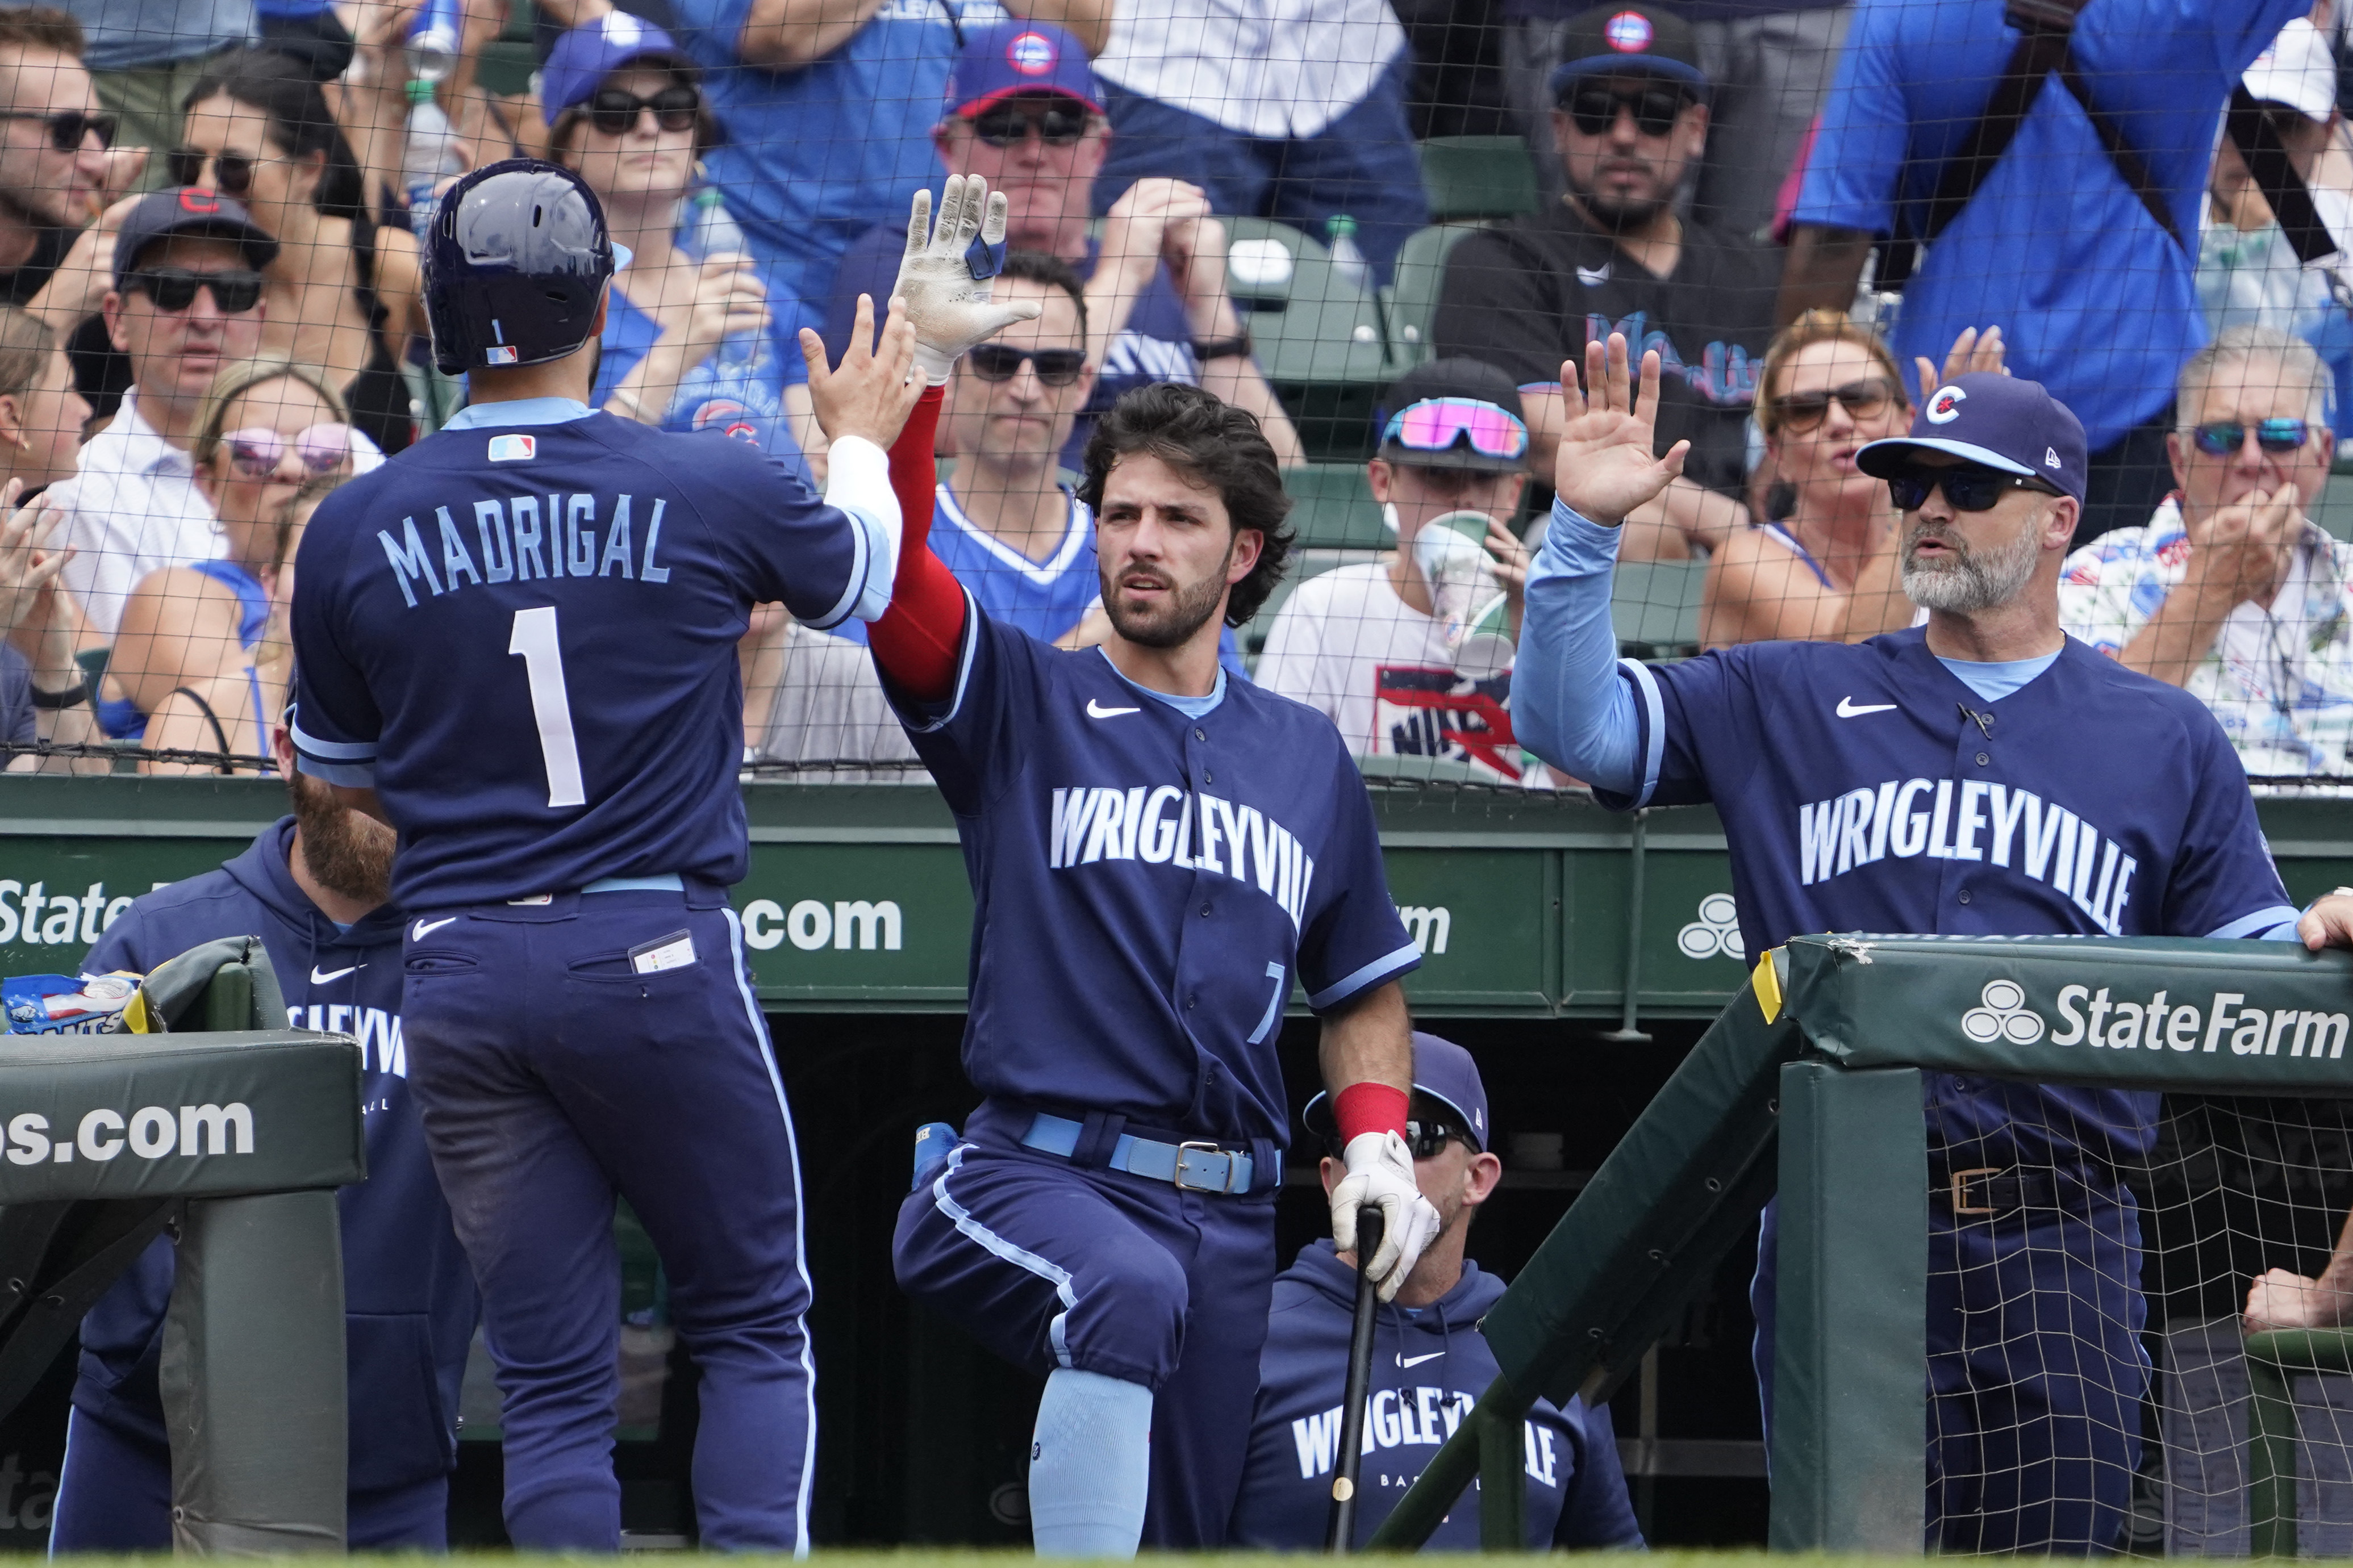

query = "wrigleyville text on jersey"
[
  {"left": 1050, "top": 785, "right": 1316, "bottom": 931},
  {"left": 1798, "top": 777, "right": 2138, "bottom": 934}
]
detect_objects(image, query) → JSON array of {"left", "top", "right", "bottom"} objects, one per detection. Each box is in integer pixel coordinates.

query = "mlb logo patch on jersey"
[
  {"left": 488, "top": 434, "right": 537, "bottom": 462},
  {"left": 484, "top": 345, "right": 519, "bottom": 366}
]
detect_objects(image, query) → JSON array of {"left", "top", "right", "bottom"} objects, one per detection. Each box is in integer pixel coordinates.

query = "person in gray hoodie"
[{"left": 1228, "top": 1032, "right": 1643, "bottom": 1550}]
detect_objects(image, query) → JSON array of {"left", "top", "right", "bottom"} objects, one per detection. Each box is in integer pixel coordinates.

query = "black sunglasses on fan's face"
[
  {"left": 167, "top": 146, "right": 274, "bottom": 196},
  {"left": 966, "top": 343, "right": 1087, "bottom": 386},
  {"left": 1885, "top": 463, "right": 2060, "bottom": 513},
  {"left": 126, "top": 267, "right": 265, "bottom": 314},
  {"left": 587, "top": 85, "right": 700, "bottom": 136},
  {"left": 0, "top": 108, "right": 115, "bottom": 152},
  {"left": 971, "top": 101, "right": 1088, "bottom": 147},
  {"left": 1774, "top": 377, "right": 1897, "bottom": 433},
  {"left": 1564, "top": 84, "right": 1691, "bottom": 137}
]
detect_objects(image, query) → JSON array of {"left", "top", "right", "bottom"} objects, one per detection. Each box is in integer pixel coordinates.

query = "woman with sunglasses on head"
[
  {"left": 174, "top": 48, "right": 426, "bottom": 456},
  {"left": 112, "top": 358, "right": 353, "bottom": 771},
  {"left": 541, "top": 16, "right": 813, "bottom": 476},
  {"left": 1699, "top": 315, "right": 2009, "bottom": 651}
]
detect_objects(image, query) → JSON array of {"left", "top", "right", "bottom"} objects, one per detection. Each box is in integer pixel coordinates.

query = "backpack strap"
[{"left": 2225, "top": 85, "right": 2339, "bottom": 265}]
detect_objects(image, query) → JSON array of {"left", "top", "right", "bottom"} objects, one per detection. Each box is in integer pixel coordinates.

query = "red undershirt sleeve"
[{"left": 866, "top": 384, "right": 966, "bottom": 702}]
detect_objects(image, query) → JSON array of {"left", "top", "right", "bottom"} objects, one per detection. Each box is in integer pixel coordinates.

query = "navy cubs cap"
[
  {"left": 1855, "top": 372, "right": 2089, "bottom": 503},
  {"left": 114, "top": 187, "right": 278, "bottom": 288},
  {"left": 541, "top": 11, "right": 698, "bottom": 124},
  {"left": 1302, "top": 1032, "right": 1490, "bottom": 1154},
  {"left": 945, "top": 21, "right": 1102, "bottom": 118},
  {"left": 1549, "top": 5, "right": 1708, "bottom": 101}
]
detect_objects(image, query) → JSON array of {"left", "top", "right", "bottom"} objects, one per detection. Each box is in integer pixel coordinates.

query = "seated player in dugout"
[
  {"left": 1228, "top": 1034, "right": 1643, "bottom": 1551},
  {"left": 859, "top": 177, "right": 1439, "bottom": 1554},
  {"left": 1255, "top": 358, "right": 1545, "bottom": 787}
]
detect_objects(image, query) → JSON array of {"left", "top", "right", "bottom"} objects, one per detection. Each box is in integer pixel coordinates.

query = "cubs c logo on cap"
[
  {"left": 1605, "top": 10, "right": 1654, "bottom": 51},
  {"left": 1926, "top": 385, "right": 1967, "bottom": 424},
  {"left": 1007, "top": 30, "right": 1056, "bottom": 73},
  {"left": 178, "top": 189, "right": 220, "bottom": 215},
  {"left": 692, "top": 398, "right": 760, "bottom": 444}
]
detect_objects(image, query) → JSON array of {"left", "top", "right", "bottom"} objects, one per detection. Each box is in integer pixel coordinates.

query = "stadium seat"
[
  {"left": 1281, "top": 461, "right": 1383, "bottom": 550},
  {"left": 1612, "top": 559, "right": 1709, "bottom": 658},
  {"left": 1386, "top": 223, "right": 1477, "bottom": 368},
  {"left": 473, "top": 0, "right": 539, "bottom": 95},
  {"left": 1223, "top": 216, "right": 1394, "bottom": 463},
  {"left": 1417, "top": 137, "right": 1541, "bottom": 224},
  {"left": 2316, "top": 466, "right": 2353, "bottom": 541}
]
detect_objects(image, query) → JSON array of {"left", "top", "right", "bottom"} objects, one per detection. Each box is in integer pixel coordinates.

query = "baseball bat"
[{"left": 1326, "top": 1206, "right": 1386, "bottom": 1554}]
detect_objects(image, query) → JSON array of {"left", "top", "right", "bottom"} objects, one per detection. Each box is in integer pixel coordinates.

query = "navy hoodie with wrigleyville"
[
  {"left": 1228, "top": 1239, "right": 1645, "bottom": 1551},
  {"left": 65, "top": 817, "right": 478, "bottom": 1538}
]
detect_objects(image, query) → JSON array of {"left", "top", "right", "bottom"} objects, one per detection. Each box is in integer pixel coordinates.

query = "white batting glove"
[
  {"left": 1330, "top": 1130, "right": 1442, "bottom": 1303},
  {"left": 890, "top": 174, "right": 1044, "bottom": 384}
]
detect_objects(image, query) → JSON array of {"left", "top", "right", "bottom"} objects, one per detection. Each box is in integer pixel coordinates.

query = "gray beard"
[{"left": 1902, "top": 515, "right": 2043, "bottom": 614}]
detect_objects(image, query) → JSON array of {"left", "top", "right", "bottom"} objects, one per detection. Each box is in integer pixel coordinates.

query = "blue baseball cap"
[
  {"left": 944, "top": 21, "right": 1102, "bottom": 118},
  {"left": 113, "top": 187, "right": 278, "bottom": 288},
  {"left": 1855, "top": 373, "right": 2089, "bottom": 504},
  {"left": 1301, "top": 1032, "right": 1490, "bottom": 1154},
  {"left": 541, "top": 12, "right": 698, "bottom": 126}
]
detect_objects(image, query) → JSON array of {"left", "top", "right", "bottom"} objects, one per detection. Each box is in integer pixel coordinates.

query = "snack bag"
[{"left": 4, "top": 972, "right": 143, "bottom": 1034}]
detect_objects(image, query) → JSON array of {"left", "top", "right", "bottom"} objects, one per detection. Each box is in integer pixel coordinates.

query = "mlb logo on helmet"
[
  {"left": 1006, "top": 30, "right": 1057, "bottom": 73},
  {"left": 489, "top": 434, "right": 537, "bottom": 462},
  {"left": 1604, "top": 10, "right": 1653, "bottom": 51},
  {"left": 1926, "top": 385, "right": 1967, "bottom": 424},
  {"left": 484, "top": 344, "right": 518, "bottom": 365}
]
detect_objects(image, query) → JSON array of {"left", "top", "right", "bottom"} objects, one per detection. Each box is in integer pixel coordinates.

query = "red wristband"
[{"left": 1333, "top": 1082, "right": 1410, "bottom": 1147}]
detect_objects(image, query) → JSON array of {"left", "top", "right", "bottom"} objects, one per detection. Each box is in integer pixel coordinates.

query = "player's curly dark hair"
[{"left": 1077, "top": 382, "right": 1295, "bottom": 628}]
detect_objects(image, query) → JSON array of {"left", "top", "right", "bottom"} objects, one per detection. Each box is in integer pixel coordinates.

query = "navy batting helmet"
[{"left": 423, "top": 159, "right": 614, "bottom": 377}]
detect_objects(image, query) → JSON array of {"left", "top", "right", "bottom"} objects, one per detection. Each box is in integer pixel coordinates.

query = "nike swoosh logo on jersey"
[
  {"left": 309, "top": 964, "right": 358, "bottom": 984},
  {"left": 1575, "top": 264, "right": 1611, "bottom": 286},
  {"left": 1398, "top": 1350, "right": 1445, "bottom": 1368},
  {"left": 1836, "top": 697, "right": 1898, "bottom": 718},
  {"left": 1087, "top": 699, "right": 1141, "bottom": 719},
  {"left": 412, "top": 917, "right": 457, "bottom": 940}
]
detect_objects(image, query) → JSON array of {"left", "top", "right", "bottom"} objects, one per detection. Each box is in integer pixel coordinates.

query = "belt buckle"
[
  {"left": 1174, "top": 1140, "right": 1235, "bottom": 1194},
  {"left": 1950, "top": 1166, "right": 2001, "bottom": 1216}
]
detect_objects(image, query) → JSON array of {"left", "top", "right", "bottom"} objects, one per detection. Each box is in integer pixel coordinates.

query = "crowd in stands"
[{"left": 2, "top": 0, "right": 2353, "bottom": 784}]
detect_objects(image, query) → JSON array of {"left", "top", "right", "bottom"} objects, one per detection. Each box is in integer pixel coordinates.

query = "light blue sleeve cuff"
[
  {"left": 2219, "top": 905, "right": 2307, "bottom": 941},
  {"left": 1305, "top": 942, "right": 1423, "bottom": 1011}
]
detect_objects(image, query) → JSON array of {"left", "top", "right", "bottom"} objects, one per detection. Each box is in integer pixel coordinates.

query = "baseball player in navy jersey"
[
  {"left": 849, "top": 177, "right": 1440, "bottom": 1556},
  {"left": 48, "top": 710, "right": 477, "bottom": 1551},
  {"left": 1514, "top": 336, "right": 2353, "bottom": 1552},
  {"left": 286, "top": 158, "right": 928, "bottom": 1551}
]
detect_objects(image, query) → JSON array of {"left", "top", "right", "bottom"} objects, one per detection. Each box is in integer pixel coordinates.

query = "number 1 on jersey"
[{"left": 509, "top": 606, "right": 587, "bottom": 809}]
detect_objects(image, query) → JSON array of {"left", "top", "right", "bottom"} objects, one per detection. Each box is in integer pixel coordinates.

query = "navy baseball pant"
[
  {"left": 1751, "top": 1181, "right": 2146, "bottom": 1554},
  {"left": 892, "top": 1102, "right": 1278, "bottom": 1548},
  {"left": 400, "top": 887, "right": 816, "bottom": 1552}
]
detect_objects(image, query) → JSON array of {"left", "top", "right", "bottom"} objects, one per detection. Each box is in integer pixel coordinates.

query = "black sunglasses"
[
  {"left": 1564, "top": 84, "right": 1691, "bottom": 137},
  {"left": 1774, "top": 377, "right": 1897, "bottom": 433},
  {"left": 971, "top": 101, "right": 1088, "bottom": 148},
  {"left": 1324, "top": 1119, "right": 1471, "bottom": 1163},
  {"left": 586, "top": 84, "right": 700, "bottom": 136},
  {"left": 125, "top": 267, "right": 265, "bottom": 314},
  {"left": 0, "top": 108, "right": 115, "bottom": 152},
  {"left": 966, "top": 342, "right": 1087, "bottom": 386},
  {"left": 166, "top": 145, "right": 276, "bottom": 197},
  {"left": 2188, "top": 418, "right": 2312, "bottom": 456},
  {"left": 1886, "top": 463, "right": 2061, "bottom": 513}
]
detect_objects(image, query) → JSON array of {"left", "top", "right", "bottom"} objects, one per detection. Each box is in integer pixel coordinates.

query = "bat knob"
[{"left": 1332, "top": 1478, "right": 1355, "bottom": 1502}]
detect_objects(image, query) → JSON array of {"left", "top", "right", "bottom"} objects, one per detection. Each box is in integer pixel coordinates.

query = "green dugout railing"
[
  {"left": 1372, "top": 932, "right": 2353, "bottom": 1553},
  {"left": 7, "top": 777, "right": 2353, "bottom": 1017}
]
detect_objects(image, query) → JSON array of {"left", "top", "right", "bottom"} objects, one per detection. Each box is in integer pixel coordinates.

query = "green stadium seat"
[
  {"left": 1281, "top": 461, "right": 1384, "bottom": 550},
  {"left": 1611, "top": 558, "right": 1709, "bottom": 658},
  {"left": 1417, "top": 137, "right": 1541, "bottom": 224},
  {"left": 1223, "top": 216, "right": 1395, "bottom": 462},
  {"left": 2317, "top": 466, "right": 2353, "bottom": 542},
  {"left": 1386, "top": 223, "right": 1477, "bottom": 368}
]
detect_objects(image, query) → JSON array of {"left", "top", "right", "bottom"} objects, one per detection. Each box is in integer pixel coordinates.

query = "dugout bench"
[{"left": 0, "top": 936, "right": 363, "bottom": 1554}]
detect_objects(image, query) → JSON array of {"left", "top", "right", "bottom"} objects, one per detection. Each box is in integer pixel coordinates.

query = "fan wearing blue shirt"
[
  {"left": 822, "top": 20, "right": 1301, "bottom": 472},
  {"left": 1780, "top": 0, "right": 2309, "bottom": 543},
  {"left": 1229, "top": 1034, "right": 1644, "bottom": 1552},
  {"left": 1513, "top": 334, "right": 2353, "bottom": 1552}
]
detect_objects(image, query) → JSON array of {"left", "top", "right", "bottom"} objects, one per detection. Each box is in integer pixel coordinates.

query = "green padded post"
[
  {"left": 1476, "top": 1405, "right": 1525, "bottom": 1548},
  {"left": 1768, "top": 1060, "right": 1926, "bottom": 1553},
  {"left": 2240, "top": 1328, "right": 2353, "bottom": 1556},
  {"left": 200, "top": 961, "right": 252, "bottom": 1032}
]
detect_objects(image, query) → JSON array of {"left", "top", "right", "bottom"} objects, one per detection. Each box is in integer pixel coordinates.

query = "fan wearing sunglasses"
[
  {"left": 111, "top": 358, "right": 352, "bottom": 772},
  {"left": 542, "top": 18, "right": 817, "bottom": 472},
  {"left": 1701, "top": 313, "right": 2010, "bottom": 651},
  {"left": 2057, "top": 325, "right": 2353, "bottom": 777}
]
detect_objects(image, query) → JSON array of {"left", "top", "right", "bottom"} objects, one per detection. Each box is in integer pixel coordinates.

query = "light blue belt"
[
  {"left": 1021, "top": 1112, "right": 1255, "bottom": 1195},
  {"left": 582, "top": 873, "right": 685, "bottom": 893}
]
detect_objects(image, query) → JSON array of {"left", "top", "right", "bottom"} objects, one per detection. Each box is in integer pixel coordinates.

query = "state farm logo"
[
  {"left": 3, "top": 1103, "right": 253, "bottom": 1164},
  {"left": 1962, "top": 979, "right": 2045, "bottom": 1046},
  {"left": 1678, "top": 893, "right": 1743, "bottom": 960}
]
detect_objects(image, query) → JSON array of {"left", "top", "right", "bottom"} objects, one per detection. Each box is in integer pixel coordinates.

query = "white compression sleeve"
[
  {"left": 821, "top": 434, "right": 900, "bottom": 622},
  {"left": 1028, "top": 1367, "right": 1153, "bottom": 1557}
]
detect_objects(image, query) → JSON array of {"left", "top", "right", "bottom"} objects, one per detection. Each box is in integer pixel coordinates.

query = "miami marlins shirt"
[
  {"left": 884, "top": 605, "right": 1421, "bottom": 1144},
  {"left": 291, "top": 400, "right": 891, "bottom": 909}
]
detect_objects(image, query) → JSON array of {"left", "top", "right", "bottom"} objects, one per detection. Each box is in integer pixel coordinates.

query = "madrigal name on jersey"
[
  {"left": 376, "top": 493, "right": 677, "bottom": 607},
  {"left": 1797, "top": 777, "right": 2137, "bottom": 935},
  {"left": 1050, "top": 785, "right": 1316, "bottom": 932}
]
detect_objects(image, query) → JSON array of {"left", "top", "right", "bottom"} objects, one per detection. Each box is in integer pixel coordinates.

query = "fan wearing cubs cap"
[{"left": 1511, "top": 333, "right": 2353, "bottom": 1551}]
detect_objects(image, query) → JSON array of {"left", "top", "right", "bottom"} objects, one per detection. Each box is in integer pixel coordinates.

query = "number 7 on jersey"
[{"left": 510, "top": 606, "right": 588, "bottom": 809}]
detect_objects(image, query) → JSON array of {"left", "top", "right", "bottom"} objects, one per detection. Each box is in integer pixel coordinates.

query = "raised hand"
[
  {"left": 797, "top": 292, "right": 923, "bottom": 449},
  {"left": 1914, "top": 324, "right": 2006, "bottom": 406},
  {"left": 0, "top": 482, "right": 66, "bottom": 638},
  {"left": 1552, "top": 333, "right": 1689, "bottom": 526},
  {"left": 889, "top": 174, "right": 1044, "bottom": 383}
]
